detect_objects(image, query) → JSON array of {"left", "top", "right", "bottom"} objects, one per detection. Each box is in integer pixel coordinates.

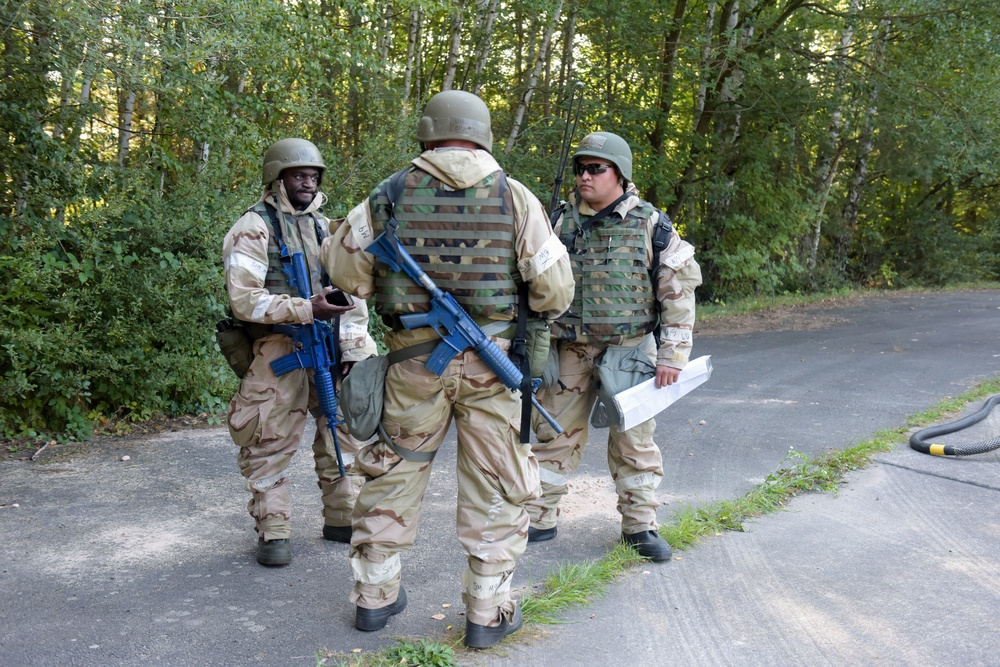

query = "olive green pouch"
[
  {"left": 525, "top": 319, "right": 552, "bottom": 378},
  {"left": 215, "top": 318, "right": 254, "bottom": 379},
  {"left": 591, "top": 343, "right": 656, "bottom": 429},
  {"left": 341, "top": 355, "right": 388, "bottom": 440}
]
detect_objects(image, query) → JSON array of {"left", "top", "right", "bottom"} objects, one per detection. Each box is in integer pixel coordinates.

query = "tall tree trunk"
[
  {"left": 556, "top": 3, "right": 578, "bottom": 98},
  {"left": 837, "top": 20, "right": 890, "bottom": 270},
  {"left": 117, "top": 89, "right": 136, "bottom": 166},
  {"left": 646, "top": 0, "right": 689, "bottom": 205},
  {"left": 649, "top": 0, "right": 688, "bottom": 153},
  {"left": 806, "top": 0, "right": 859, "bottom": 283},
  {"left": 704, "top": 0, "right": 752, "bottom": 228},
  {"left": 441, "top": 2, "right": 465, "bottom": 90},
  {"left": 504, "top": 0, "right": 564, "bottom": 155},
  {"left": 415, "top": 9, "right": 423, "bottom": 103},
  {"left": 403, "top": 9, "right": 419, "bottom": 107},
  {"left": 470, "top": 0, "right": 500, "bottom": 95},
  {"left": 378, "top": 1, "right": 394, "bottom": 64},
  {"left": 695, "top": 1, "right": 716, "bottom": 122}
]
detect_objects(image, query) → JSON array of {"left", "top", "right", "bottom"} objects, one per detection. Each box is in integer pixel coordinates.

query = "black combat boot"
[
  {"left": 527, "top": 525, "right": 557, "bottom": 543},
  {"left": 256, "top": 537, "right": 291, "bottom": 566},
  {"left": 355, "top": 587, "right": 408, "bottom": 632},
  {"left": 622, "top": 530, "right": 672, "bottom": 562},
  {"left": 465, "top": 605, "right": 523, "bottom": 649},
  {"left": 323, "top": 524, "right": 352, "bottom": 543}
]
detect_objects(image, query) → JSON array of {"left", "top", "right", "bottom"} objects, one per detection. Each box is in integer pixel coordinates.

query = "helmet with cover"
[
  {"left": 573, "top": 131, "right": 632, "bottom": 182},
  {"left": 416, "top": 90, "right": 493, "bottom": 152},
  {"left": 261, "top": 138, "right": 326, "bottom": 186}
]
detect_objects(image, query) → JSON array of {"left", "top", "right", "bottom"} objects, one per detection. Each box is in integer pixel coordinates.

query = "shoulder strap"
[
  {"left": 381, "top": 167, "right": 412, "bottom": 226},
  {"left": 650, "top": 209, "right": 673, "bottom": 270},
  {"left": 252, "top": 201, "right": 283, "bottom": 246},
  {"left": 649, "top": 210, "right": 674, "bottom": 348},
  {"left": 578, "top": 192, "right": 630, "bottom": 235}
]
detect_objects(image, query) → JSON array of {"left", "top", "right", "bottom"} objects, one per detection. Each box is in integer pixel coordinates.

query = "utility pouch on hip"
[
  {"left": 539, "top": 343, "right": 561, "bottom": 389},
  {"left": 525, "top": 319, "right": 552, "bottom": 378},
  {"left": 215, "top": 318, "right": 254, "bottom": 379},
  {"left": 341, "top": 354, "right": 389, "bottom": 441},
  {"left": 591, "top": 340, "right": 657, "bottom": 429}
]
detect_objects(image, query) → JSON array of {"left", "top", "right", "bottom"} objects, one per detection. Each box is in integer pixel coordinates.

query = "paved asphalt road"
[{"left": 1, "top": 290, "right": 998, "bottom": 666}]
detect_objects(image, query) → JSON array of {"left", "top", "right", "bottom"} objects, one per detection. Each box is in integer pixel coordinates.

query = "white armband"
[
  {"left": 518, "top": 234, "right": 566, "bottom": 281},
  {"left": 664, "top": 245, "right": 695, "bottom": 270},
  {"left": 664, "top": 327, "right": 692, "bottom": 343},
  {"left": 226, "top": 252, "right": 268, "bottom": 282},
  {"left": 251, "top": 294, "right": 275, "bottom": 320}
]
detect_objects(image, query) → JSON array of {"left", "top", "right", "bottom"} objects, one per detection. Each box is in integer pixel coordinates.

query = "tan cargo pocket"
[{"left": 227, "top": 380, "right": 269, "bottom": 449}]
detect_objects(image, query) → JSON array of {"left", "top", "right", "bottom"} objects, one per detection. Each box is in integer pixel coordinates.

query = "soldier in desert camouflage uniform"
[
  {"left": 321, "top": 91, "right": 574, "bottom": 648},
  {"left": 223, "top": 138, "right": 377, "bottom": 567},
  {"left": 527, "top": 132, "right": 702, "bottom": 562}
]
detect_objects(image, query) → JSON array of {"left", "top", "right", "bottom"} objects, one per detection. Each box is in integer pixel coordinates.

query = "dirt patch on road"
[
  {"left": 1, "top": 413, "right": 220, "bottom": 463},
  {"left": 694, "top": 296, "right": 865, "bottom": 337}
]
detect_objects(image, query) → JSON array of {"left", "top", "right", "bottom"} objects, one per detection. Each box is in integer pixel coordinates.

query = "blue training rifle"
[
  {"left": 367, "top": 224, "right": 563, "bottom": 435},
  {"left": 269, "top": 250, "right": 347, "bottom": 477}
]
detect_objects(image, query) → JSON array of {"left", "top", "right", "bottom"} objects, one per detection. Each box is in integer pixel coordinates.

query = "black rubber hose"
[{"left": 909, "top": 395, "right": 1000, "bottom": 456}]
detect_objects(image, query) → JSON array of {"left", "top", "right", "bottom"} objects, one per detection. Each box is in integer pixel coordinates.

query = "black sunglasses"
[{"left": 573, "top": 163, "right": 612, "bottom": 176}]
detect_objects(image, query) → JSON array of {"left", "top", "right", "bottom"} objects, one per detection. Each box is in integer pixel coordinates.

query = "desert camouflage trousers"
[
  {"left": 226, "top": 335, "right": 364, "bottom": 541},
  {"left": 530, "top": 335, "right": 663, "bottom": 534},
  {"left": 349, "top": 339, "right": 538, "bottom": 627}
]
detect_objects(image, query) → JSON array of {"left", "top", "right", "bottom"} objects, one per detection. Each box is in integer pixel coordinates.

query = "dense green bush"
[{"left": 0, "top": 179, "right": 239, "bottom": 440}]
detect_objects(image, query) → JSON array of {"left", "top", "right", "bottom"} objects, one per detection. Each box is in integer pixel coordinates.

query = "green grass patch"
[
  {"left": 520, "top": 544, "right": 644, "bottom": 624},
  {"left": 318, "top": 638, "right": 462, "bottom": 667}
]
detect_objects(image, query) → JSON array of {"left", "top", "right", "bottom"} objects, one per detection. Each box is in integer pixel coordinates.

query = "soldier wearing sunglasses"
[{"left": 528, "top": 132, "right": 702, "bottom": 562}]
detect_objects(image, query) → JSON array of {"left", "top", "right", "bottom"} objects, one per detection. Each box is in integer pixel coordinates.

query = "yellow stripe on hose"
[{"left": 929, "top": 444, "right": 947, "bottom": 456}]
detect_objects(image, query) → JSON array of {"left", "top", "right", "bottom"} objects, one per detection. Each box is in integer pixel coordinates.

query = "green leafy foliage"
[
  {"left": 1, "top": 0, "right": 998, "bottom": 439},
  {"left": 382, "top": 639, "right": 457, "bottom": 667}
]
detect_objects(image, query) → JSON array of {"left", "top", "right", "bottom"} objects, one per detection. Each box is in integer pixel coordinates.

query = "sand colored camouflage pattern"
[
  {"left": 372, "top": 168, "right": 518, "bottom": 322},
  {"left": 557, "top": 199, "right": 658, "bottom": 341},
  {"left": 532, "top": 184, "right": 701, "bottom": 533},
  {"left": 551, "top": 183, "right": 701, "bottom": 369},
  {"left": 227, "top": 336, "right": 365, "bottom": 539},
  {"left": 347, "top": 344, "right": 535, "bottom": 625},
  {"left": 223, "top": 182, "right": 376, "bottom": 540},
  {"left": 321, "top": 147, "right": 574, "bottom": 627},
  {"left": 529, "top": 335, "right": 661, "bottom": 533}
]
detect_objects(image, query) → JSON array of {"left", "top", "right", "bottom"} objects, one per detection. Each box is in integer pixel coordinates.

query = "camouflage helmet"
[
  {"left": 416, "top": 90, "right": 493, "bottom": 152},
  {"left": 573, "top": 131, "right": 633, "bottom": 182},
  {"left": 261, "top": 138, "right": 326, "bottom": 186}
]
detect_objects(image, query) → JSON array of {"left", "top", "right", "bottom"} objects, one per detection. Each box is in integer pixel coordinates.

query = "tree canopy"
[{"left": 2, "top": 0, "right": 998, "bottom": 437}]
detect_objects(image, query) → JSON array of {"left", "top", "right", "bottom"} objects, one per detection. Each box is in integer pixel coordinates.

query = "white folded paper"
[{"left": 612, "top": 355, "right": 713, "bottom": 430}]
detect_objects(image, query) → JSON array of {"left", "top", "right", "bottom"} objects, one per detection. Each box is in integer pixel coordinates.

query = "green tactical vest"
[
  {"left": 372, "top": 168, "right": 519, "bottom": 327},
  {"left": 555, "top": 200, "right": 658, "bottom": 343},
  {"left": 249, "top": 200, "right": 328, "bottom": 297}
]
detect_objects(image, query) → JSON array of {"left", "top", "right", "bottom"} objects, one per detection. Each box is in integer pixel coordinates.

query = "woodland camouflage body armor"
[
  {"left": 372, "top": 167, "right": 518, "bottom": 327},
  {"left": 556, "top": 201, "right": 658, "bottom": 343}
]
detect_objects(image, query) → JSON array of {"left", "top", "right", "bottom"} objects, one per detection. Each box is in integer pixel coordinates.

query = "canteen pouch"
[
  {"left": 216, "top": 318, "right": 254, "bottom": 379},
  {"left": 525, "top": 319, "right": 552, "bottom": 378},
  {"left": 590, "top": 338, "right": 657, "bottom": 429},
  {"left": 341, "top": 354, "right": 388, "bottom": 440}
]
